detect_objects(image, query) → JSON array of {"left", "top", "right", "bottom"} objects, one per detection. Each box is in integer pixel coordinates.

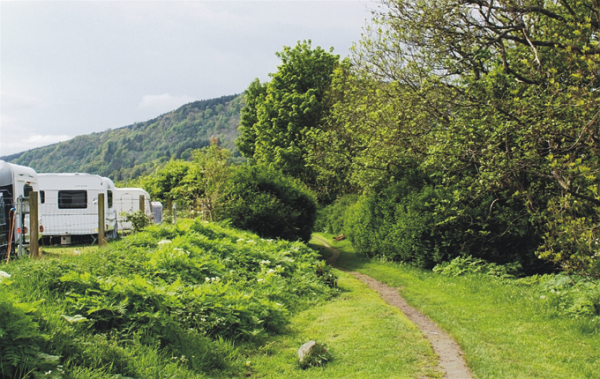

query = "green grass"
[
  {"left": 314, "top": 233, "right": 600, "bottom": 379},
  {"left": 1, "top": 220, "right": 341, "bottom": 378},
  {"left": 247, "top": 270, "right": 441, "bottom": 378},
  {"left": 40, "top": 244, "right": 99, "bottom": 257}
]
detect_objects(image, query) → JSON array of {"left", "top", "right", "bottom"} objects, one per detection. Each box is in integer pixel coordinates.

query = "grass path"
[
  {"left": 313, "top": 235, "right": 473, "bottom": 379},
  {"left": 317, "top": 233, "right": 600, "bottom": 379},
  {"left": 248, "top": 256, "right": 442, "bottom": 377}
]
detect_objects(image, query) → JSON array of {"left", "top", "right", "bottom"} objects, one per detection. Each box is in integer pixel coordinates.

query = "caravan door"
[{"left": 118, "top": 192, "right": 135, "bottom": 230}]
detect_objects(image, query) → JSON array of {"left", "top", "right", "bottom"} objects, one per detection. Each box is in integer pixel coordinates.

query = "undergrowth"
[
  {"left": 0, "top": 219, "right": 337, "bottom": 378},
  {"left": 433, "top": 255, "right": 600, "bottom": 319}
]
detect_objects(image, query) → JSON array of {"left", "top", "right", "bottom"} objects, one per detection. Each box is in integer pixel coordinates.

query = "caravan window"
[
  {"left": 107, "top": 190, "right": 113, "bottom": 208},
  {"left": 58, "top": 190, "right": 87, "bottom": 209},
  {"left": 0, "top": 193, "right": 5, "bottom": 225},
  {"left": 24, "top": 185, "right": 33, "bottom": 198},
  {"left": 40, "top": 191, "right": 45, "bottom": 204}
]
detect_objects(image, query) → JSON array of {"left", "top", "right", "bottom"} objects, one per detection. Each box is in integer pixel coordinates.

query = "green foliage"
[
  {"left": 141, "top": 144, "right": 234, "bottom": 214},
  {"left": 190, "top": 144, "right": 234, "bottom": 221},
  {"left": 0, "top": 220, "right": 336, "bottom": 378},
  {"left": 314, "top": 194, "right": 359, "bottom": 235},
  {"left": 328, "top": 237, "right": 600, "bottom": 377},
  {"left": 537, "top": 194, "right": 600, "bottom": 277},
  {"left": 0, "top": 296, "right": 49, "bottom": 378},
  {"left": 311, "top": 0, "right": 600, "bottom": 276},
  {"left": 520, "top": 274, "right": 600, "bottom": 318},
  {"left": 344, "top": 176, "right": 544, "bottom": 271},
  {"left": 237, "top": 41, "right": 340, "bottom": 192},
  {"left": 123, "top": 210, "right": 151, "bottom": 233},
  {"left": 218, "top": 165, "right": 318, "bottom": 243},
  {"left": 6, "top": 95, "right": 243, "bottom": 181},
  {"left": 141, "top": 159, "right": 198, "bottom": 208},
  {"left": 433, "top": 256, "right": 522, "bottom": 279},
  {"left": 315, "top": 260, "right": 337, "bottom": 289}
]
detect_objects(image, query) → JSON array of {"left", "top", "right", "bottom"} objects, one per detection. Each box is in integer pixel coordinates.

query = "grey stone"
[{"left": 297, "top": 340, "right": 317, "bottom": 365}]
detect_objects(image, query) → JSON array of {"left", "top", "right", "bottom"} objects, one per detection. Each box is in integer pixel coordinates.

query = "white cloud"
[
  {"left": 138, "top": 94, "right": 195, "bottom": 113},
  {"left": 0, "top": 133, "right": 71, "bottom": 158}
]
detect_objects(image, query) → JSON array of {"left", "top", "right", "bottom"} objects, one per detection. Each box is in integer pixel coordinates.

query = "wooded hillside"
[{"left": 2, "top": 94, "right": 243, "bottom": 181}]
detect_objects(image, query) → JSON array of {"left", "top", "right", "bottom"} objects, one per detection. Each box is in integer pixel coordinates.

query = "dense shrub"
[
  {"left": 0, "top": 296, "right": 53, "bottom": 379},
  {"left": 218, "top": 165, "right": 317, "bottom": 242},
  {"left": 314, "top": 194, "right": 359, "bottom": 235},
  {"left": 521, "top": 274, "right": 600, "bottom": 318},
  {"left": 345, "top": 179, "right": 547, "bottom": 272},
  {"left": 0, "top": 220, "right": 336, "bottom": 378},
  {"left": 433, "top": 256, "right": 522, "bottom": 279}
]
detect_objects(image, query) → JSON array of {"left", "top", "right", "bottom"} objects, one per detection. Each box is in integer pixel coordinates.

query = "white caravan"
[
  {"left": 38, "top": 173, "right": 117, "bottom": 244},
  {"left": 114, "top": 187, "right": 154, "bottom": 231},
  {"left": 0, "top": 161, "right": 40, "bottom": 257}
]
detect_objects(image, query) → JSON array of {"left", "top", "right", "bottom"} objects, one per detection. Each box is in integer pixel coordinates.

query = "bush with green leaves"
[
  {"left": 345, "top": 177, "right": 547, "bottom": 272},
  {"left": 519, "top": 274, "right": 600, "bottom": 318},
  {"left": 0, "top": 219, "right": 336, "bottom": 378},
  {"left": 433, "top": 256, "right": 522, "bottom": 279},
  {"left": 123, "top": 210, "right": 151, "bottom": 233},
  {"left": 218, "top": 165, "right": 317, "bottom": 243},
  {"left": 0, "top": 296, "right": 53, "bottom": 379},
  {"left": 314, "top": 194, "right": 359, "bottom": 235}
]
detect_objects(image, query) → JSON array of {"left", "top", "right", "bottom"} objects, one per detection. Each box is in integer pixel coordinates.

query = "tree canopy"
[
  {"left": 237, "top": 41, "right": 340, "bottom": 191},
  {"left": 311, "top": 0, "right": 600, "bottom": 275}
]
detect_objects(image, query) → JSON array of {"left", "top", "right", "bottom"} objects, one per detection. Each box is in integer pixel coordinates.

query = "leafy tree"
[
  {"left": 218, "top": 165, "right": 317, "bottom": 243},
  {"left": 237, "top": 41, "right": 340, "bottom": 190},
  {"left": 315, "top": 0, "right": 600, "bottom": 275},
  {"left": 142, "top": 160, "right": 198, "bottom": 208},
  {"left": 191, "top": 144, "right": 234, "bottom": 221},
  {"left": 237, "top": 79, "right": 266, "bottom": 159}
]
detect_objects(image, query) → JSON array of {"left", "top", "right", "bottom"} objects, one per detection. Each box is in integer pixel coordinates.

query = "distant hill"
[{"left": 3, "top": 94, "right": 243, "bottom": 181}]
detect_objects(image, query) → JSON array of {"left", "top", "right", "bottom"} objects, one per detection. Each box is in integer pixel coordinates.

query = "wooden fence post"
[
  {"left": 139, "top": 195, "right": 145, "bottom": 213},
  {"left": 98, "top": 193, "right": 106, "bottom": 247},
  {"left": 29, "top": 191, "right": 39, "bottom": 258}
]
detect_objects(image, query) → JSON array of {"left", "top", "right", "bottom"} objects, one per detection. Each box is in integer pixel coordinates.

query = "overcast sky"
[{"left": 0, "top": 0, "right": 374, "bottom": 157}]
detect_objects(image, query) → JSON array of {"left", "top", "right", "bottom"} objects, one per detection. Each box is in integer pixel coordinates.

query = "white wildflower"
[{"left": 158, "top": 240, "right": 172, "bottom": 245}]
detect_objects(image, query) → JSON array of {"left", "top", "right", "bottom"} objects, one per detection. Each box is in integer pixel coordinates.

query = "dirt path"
[{"left": 319, "top": 239, "right": 473, "bottom": 379}]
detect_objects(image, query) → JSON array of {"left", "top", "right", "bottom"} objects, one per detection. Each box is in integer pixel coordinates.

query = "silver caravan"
[
  {"left": 38, "top": 173, "right": 117, "bottom": 244},
  {"left": 0, "top": 161, "right": 40, "bottom": 258},
  {"left": 114, "top": 187, "right": 154, "bottom": 231}
]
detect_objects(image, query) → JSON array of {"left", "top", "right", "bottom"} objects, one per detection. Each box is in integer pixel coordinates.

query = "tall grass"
[{"left": 0, "top": 220, "right": 337, "bottom": 378}]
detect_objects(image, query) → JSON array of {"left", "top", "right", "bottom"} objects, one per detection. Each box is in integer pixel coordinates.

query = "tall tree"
[
  {"left": 236, "top": 41, "right": 340, "bottom": 190},
  {"left": 316, "top": 0, "right": 600, "bottom": 275}
]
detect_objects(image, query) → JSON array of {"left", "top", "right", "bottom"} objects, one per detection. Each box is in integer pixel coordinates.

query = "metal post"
[
  {"left": 30, "top": 191, "right": 39, "bottom": 258},
  {"left": 172, "top": 203, "right": 177, "bottom": 224},
  {"left": 98, "top": 193, "right": 106, "bottom": 247},
  {"left": 139, "top": 195, "right": 145, "bottom": 214}
]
